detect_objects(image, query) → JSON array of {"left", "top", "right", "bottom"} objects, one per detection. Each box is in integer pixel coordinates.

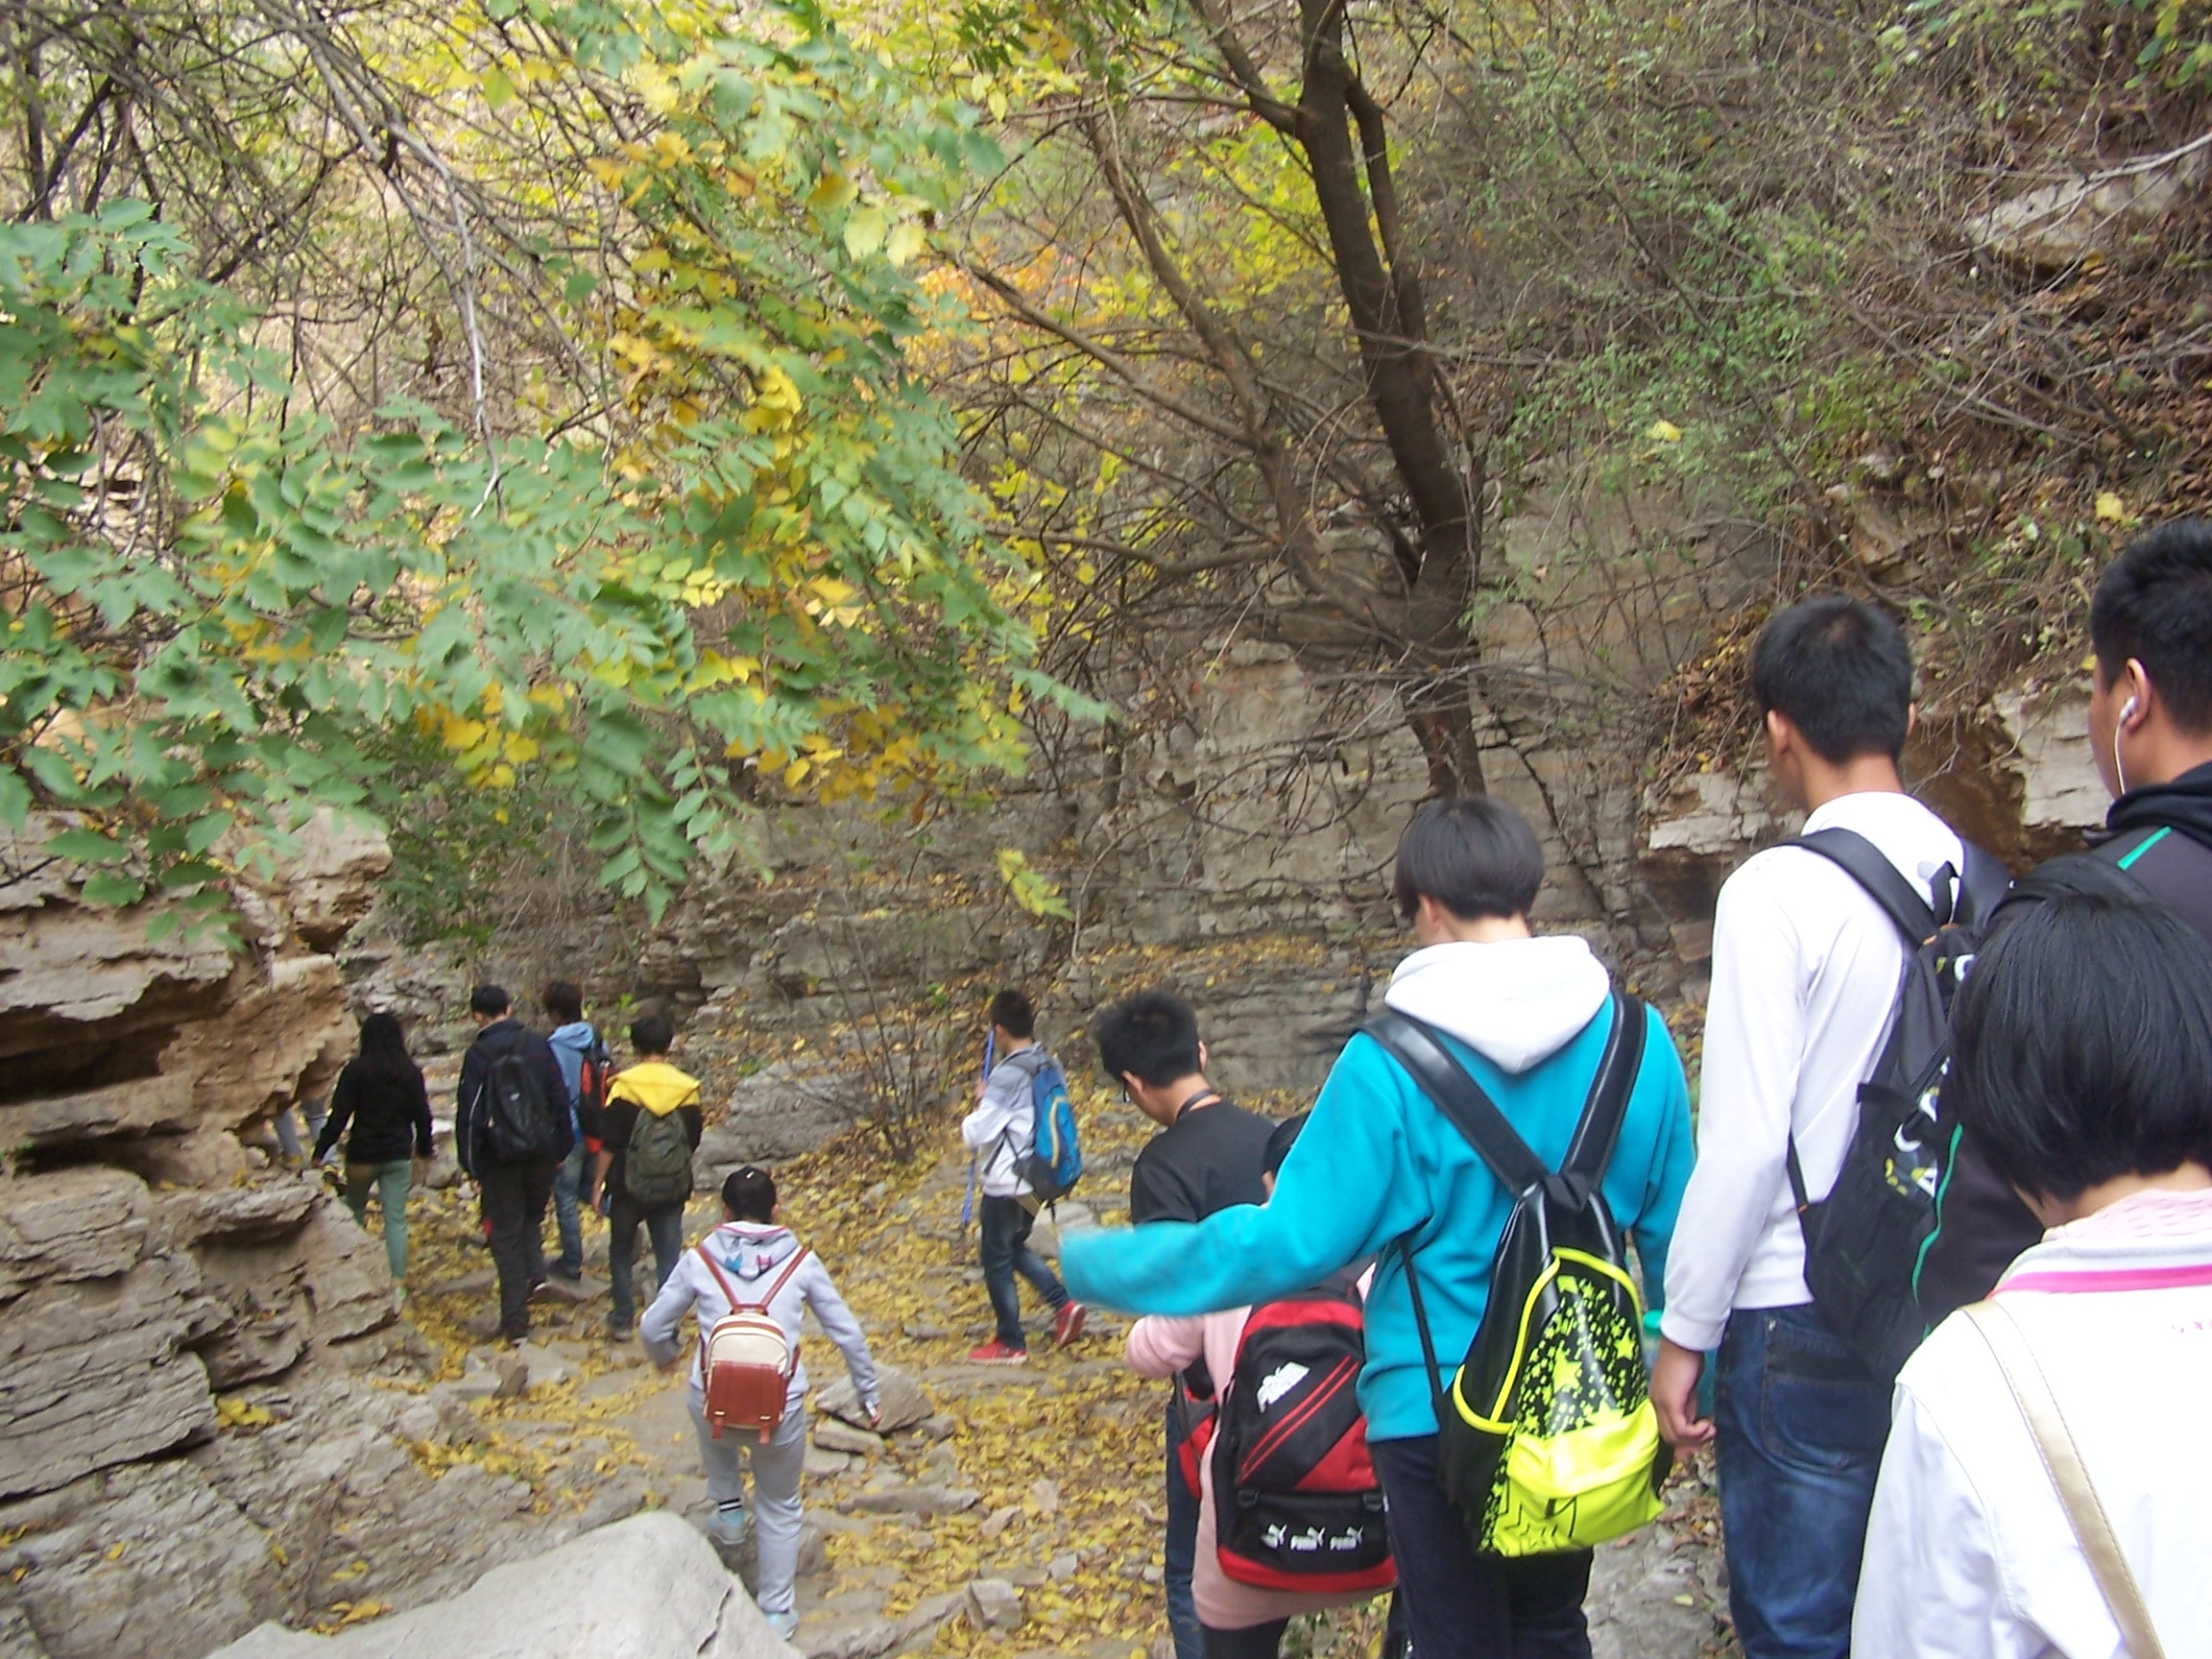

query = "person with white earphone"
[{"left": 1917, "top": 517, "right": 2212, "bottom": 1323}]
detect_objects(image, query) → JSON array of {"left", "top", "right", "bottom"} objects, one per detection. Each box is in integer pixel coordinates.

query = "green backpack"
[
  {"left": 1365, "top": 993, "right": 1670, "bottom": 1557},
  {"left": 623, "top": 1105, "right": 695, "bottom": 1208}
]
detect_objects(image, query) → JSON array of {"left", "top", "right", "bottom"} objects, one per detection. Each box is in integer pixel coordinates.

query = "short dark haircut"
[
  {"left": 1948, "top": 892, "right": 2212, "bottom": 1203},
  {"left": 722, "top": 1166, "right": 777, "bottom": 1222},
  {"left": 1263, "top": 1112, "right": 1309, "bottom": 1178},
  {"left": 630, "top": 1014, "right": 673, "bottom": 1056},
  {"left": 541, "top": 980, "right": 584, "bottom": 1024},
  {"left": 2090, "top": 518, "right": 2212, "bottom": 733},
  {"left": 988, "top": 988, "right": 1035, "bottom": 1040},
  {"left": 1094, "top": 990, "right": 1202, "bottom": 1089},
  {"left": 1750, "top": 596, "right": 1914, "bottom": 763},
  {"left": 469, "top": 983, "right": 512, "bottom": 1018},
  {"left": 1390, "top": 797, "right": 1545, "bottom": 923}
]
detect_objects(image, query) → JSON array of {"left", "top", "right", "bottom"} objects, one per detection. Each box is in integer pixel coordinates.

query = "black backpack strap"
[
  {"left": 1361, "top": 1011, "right": 1548, "bottom": 1196},
  {"left": 1396, "top": 1239, "right": 1448, "bottom": 1411},
  {"left": 1561, "top": 993, "right": 1648, "bottom": 1188},
  {"left": 1955, "top": 842, "right": 2014, "bottom": 927},
  {"left": 1790, "top": 827, "right": 1941, "bottom": 942}
]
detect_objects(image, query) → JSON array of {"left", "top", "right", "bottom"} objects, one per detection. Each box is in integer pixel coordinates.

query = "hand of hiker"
[
  {"left": 1651, "top": 1336, "right": 1714, "bottom": 1450},
  {"left": 867, "top": 1403, "right": 883, "bottom": 1429}
]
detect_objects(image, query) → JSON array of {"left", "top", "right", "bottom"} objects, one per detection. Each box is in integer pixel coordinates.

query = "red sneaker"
[
  {"left": 1053, "top": 1302, "right": 1088, "bottom": 1349},
  {"left": 967, "top": 1339, "right": 1030, "bottom": 1366}
]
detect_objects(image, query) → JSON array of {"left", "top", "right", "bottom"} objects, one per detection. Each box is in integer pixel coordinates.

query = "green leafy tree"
[{"left": 0, "top": 0, "right": 1095, "bottom": 926}]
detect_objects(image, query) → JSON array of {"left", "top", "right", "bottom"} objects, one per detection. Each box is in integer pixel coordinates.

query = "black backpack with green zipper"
[{"left": 1363, "top": 993, "right": 1670, "bottom": 1557}]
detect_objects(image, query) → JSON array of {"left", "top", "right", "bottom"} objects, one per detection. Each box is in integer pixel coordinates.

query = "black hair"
[
  {"left": 1263, "top": 1111, "right": 1309, "bottom": 1178},
  {"left": 1948, "top": 892, "right": 2212, "bottom": 1203},
  {"left": 2090, "top": 518, "right": 2212, "bottom": 733},
  {"left": 541, "top": 980, "right": 584, "bottom": 1024},
  {"left": 354, "top": 1011, "right": 420, "bottom": 1082},
  {"left": 722, "top": 1166, "right": 778, "bottom": 1222},
  {"left": 630, "top": 1014, "right": 673, "bottom": 1056},
  {"left": 988, "top": 988, "right": 1035, "bottom": 1040},
  {"left": 1389, "top": 797, "right": 1545, "bottom": 924},
  {"left": 1749, "top": 595, "right": 1914, "bottom": 764},
  {"left": 469, "top": 983, "right": 512, "bottom": 1019},
  {"left": 1093, "top": 989, "right": 1202, "bottom": 1089}
]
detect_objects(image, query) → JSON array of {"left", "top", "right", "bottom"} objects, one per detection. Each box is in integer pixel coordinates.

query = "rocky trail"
[{"left": 366, "top": 1095, "right": 1738, "bottom": 1659}]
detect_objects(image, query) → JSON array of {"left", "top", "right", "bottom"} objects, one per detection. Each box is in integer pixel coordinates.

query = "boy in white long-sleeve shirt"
[
  {"left": 641, "top": 1165, "right": 880, "bottom": 1640},
  {"left": 1649, "top": 597, "right": 1968, "bottom": 1659},
  {"left": 957, "top": 988, "right": 1084, "bottom": 1364}
]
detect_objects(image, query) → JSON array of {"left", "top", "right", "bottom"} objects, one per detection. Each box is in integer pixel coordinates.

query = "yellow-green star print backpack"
[{"left": 1366, "top": 994, "right": 1671, "bottom": 1556}]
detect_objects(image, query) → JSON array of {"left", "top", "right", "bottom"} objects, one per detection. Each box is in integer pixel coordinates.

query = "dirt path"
[{"left": 388, "top": 1102, "right": 1737, "bottom": 1658}]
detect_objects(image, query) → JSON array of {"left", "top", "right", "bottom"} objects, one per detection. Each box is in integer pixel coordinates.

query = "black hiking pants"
[
  {"left": 607, "top": 1190, "right": 685, "bottom": 1325},
  {"left": 479, "top": 1158, "right": 559, "bottom": 1339}
]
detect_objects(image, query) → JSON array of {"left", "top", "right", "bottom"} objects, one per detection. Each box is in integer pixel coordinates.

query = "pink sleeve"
[{"left": 1126, "top": 1314, "right": 1208, "bottom": 1379}]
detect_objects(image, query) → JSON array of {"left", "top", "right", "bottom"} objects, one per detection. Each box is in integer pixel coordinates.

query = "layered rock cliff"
[{"left": 0, "top": 818, "right": 560, "bottom": 1659}]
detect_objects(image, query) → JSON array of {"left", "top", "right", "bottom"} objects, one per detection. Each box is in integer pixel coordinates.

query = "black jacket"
[
  {"left": 455, "top": 1019, "right": 575, "bottom": 1175},
  {"left": 316, "top": 1057, "right": 434, "bottom": 1166},
  {"left": 1916, "top": 766, "right": 2212, "bottom": 1322}
]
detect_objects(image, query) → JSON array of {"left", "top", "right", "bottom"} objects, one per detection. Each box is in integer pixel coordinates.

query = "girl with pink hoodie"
[{"left": 1123, "top": 1115, "right": 1394, "bottom": 1659}]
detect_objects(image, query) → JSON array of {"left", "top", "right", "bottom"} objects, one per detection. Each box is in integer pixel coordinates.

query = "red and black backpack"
[{"left": 1200, "top": 1270, "right": 1396, "bottom": 1594}]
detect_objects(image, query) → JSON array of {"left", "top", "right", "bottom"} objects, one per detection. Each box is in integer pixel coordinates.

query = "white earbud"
[{"left": 2114, "top": 694, "right": 2140, "bottom": 794}]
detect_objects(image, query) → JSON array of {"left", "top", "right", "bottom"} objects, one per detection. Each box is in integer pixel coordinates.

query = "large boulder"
[
  {"left": 208, "top": 1511, "right": 798, "bottom": 1659},
  {"left": 695, "top": 1060, "right": 876, "bottom": 1171}
]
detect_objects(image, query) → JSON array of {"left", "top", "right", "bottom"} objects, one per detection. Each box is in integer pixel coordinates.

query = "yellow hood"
[{"left": 608, "top": 1060, "right": 701, "bottom": 1116}]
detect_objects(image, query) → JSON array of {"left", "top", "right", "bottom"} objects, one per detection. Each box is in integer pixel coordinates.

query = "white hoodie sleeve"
[
  {"left": 960, "top": 1054, "right": 1035, "bottom": 1194},
  {"left": 801, "top": 1256, "right": 880, "bottom": 1411},
  {"left": 639, "top": 1251, "right": 703, "bottom": 1367}
]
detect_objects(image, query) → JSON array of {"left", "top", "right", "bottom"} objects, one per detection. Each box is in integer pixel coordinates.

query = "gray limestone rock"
[
  {"left": 694, "top": 1060, "right": 875, "bottom": 1170},
  {"left": 0, "top": 1075, "right": 198, "bottom": 1150},
  {"left": 815, "top": 1364, "right": 928, "bottom": 1434},
  {"left": 963, "top": 1578, "right": 1023, "bottom": 1633},
  {"left": 207, "top": 1511, "right": 796, "bottom": 1658},
  {"left": 843, "top": 1485, "right": 978, "bottom": 1517},
  {"left": 0, "top": 1168, "right": 150, "bottom": 1300},
  {"left": 810, "top": 1417, "right": 879, "bottom": 1456},
  {"left": 0, "top": 1254, "right": 217, "bottom": 1499}
]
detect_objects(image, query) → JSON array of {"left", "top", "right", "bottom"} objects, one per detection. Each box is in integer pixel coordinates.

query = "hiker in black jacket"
[
  {"left": 456, "top": 984, "right": 575, "bottom": 1344},
  {"left": 1920, "top": 518, "right": 2212, "bottom": 1321},
  {"left": 315, "top": 1012, "right": 434, "bottom": 1286}
]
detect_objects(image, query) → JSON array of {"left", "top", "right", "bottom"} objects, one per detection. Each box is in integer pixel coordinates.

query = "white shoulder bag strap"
[{"left": 1964, "top": 1301, "right": 2169, "bottom": 1659}]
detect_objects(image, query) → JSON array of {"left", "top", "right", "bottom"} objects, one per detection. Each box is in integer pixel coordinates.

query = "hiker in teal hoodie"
[{"left": 1061, "top": 798, "right": 1695, "bottom": 1659}]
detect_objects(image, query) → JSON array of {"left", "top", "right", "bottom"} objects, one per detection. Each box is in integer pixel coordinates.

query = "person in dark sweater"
[
  {"left": 1094, "top": 990, "right": 1273, "bottom": 1659},
  {"left": 1920, "top": 517, "right": 2212, "bottom": 1320},
  {"left": 456, "top": 984, "right": 575, "bottom": 1344},
  {"left": 316, "top": 1012, "right": 435, "bottom": 1285}
]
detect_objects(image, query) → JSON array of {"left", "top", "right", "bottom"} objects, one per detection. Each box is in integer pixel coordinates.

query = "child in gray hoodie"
[{"left": 641, "top": 1165, "right": 880, "bottom": 1638}]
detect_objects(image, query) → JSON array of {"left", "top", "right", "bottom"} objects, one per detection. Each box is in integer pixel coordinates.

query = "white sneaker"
[
  {"left": 766, "top": 1610, "right": 799, "bottom": 1640},
  {"left": 708, "top": 1506, "right": 751, "bottom": 1549}
]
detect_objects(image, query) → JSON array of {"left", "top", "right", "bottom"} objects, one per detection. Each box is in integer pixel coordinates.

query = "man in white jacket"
[
  {"left": 1651, "top": 598, "right": 1969, "bottom": 1659},
  {"left": 958, "top": 989, "right": 1084, "bottom": 1364},
  {"left": 641, "top": 1165, "right": 880, "bottom": 1640},
  {"left": 1853, "top": 893, "right": 2212, "bottom": 1657}
]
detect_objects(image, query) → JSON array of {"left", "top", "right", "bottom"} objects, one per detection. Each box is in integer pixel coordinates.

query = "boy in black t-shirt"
[{"left": 1094, "top": 990, "right": 1272, "bottom": 1659}]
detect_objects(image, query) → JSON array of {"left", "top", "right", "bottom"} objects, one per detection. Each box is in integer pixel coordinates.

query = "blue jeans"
[
  {"left": 1164, "top": 1395, "right": 1203, "bottom": 1659},
  {"left": 550, "top": 1142, "right": 587, "bottom": 1276},
  {"left": 977, "top": 1194, "right": 1066, "bottom": 1349},
  {"left": 1714, "top": 1305, "right": 1890, "bottom": 1659}
]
